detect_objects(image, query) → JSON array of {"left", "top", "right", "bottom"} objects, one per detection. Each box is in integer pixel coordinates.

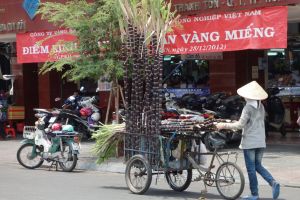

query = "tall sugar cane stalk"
[{"left": 117, "top": 0, "right": 178, "bottom": 138}]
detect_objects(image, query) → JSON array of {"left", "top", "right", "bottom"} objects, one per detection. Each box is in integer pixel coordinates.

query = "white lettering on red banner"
[
  {"left": 163, "top": 6, "right": 287, "bottom": 54},
  {"left": 17, "top": 29, "right": 79, "bottom": 63}
]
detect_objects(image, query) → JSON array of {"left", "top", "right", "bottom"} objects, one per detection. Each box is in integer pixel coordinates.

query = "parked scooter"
[
  {"left": 213, "top": 95, "right": 244, "bottom": 120},
  {"left": 203, "top": 92, "right": 227, "bottom": 111},
  {"left": 55, "top": 88, "right": 102, "bottom": 139},
  {"left": 16, "top": 109, "right": 81, "bottom": 172},
  {"left": 78, "top": 96, "right": 102, "bottom": 127},
  {"left": 264, "top": 87, "right": 286, "bottom": 137}
]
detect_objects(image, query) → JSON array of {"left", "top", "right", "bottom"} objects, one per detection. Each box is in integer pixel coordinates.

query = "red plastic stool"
[{"left": 4, "top": 127, "right": 16, "bottom": 139}]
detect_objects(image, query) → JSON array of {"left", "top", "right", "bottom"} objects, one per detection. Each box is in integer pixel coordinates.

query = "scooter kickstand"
[{"left": 49, "top": 161, "right": 58, "bottom": 171}]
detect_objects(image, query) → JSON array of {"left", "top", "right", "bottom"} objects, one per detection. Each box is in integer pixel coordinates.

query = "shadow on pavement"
[{"left": 101, "top": 186, "right": 224, "bottom": 199}]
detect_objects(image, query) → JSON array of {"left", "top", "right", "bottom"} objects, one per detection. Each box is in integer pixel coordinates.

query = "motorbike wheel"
[
  {"left": 17, "top": 143, "right": 44, "bottom": 169},
  {"left": 77, "top": 124, "right": 91, "bottom": 140},
  {"left": 165, "top": 169, "right": 192, "bottom": 192},
  {"left": 280, "top": 125, "right": 286, "bottom": 137},
  {"left": 265, "top": 122, "right": 269, "bottom": 138},
  {"left": 204, "top": 134, "right": 215, "bottom": 152},
  {"left": 58, "top": 143, "right": 78, "bottom": 172}
]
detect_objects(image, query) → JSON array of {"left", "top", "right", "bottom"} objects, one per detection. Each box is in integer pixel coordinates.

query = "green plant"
[{"left": 37, "top": 0, "right": 123, "bottom": 82}]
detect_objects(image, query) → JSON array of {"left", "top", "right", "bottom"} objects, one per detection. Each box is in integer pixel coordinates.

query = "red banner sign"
[
  {"left": 17, "top": 29, "right": 78, "bottom": 63},
  {"left": 171, "top": 0, "right": 299, "bottom": 14},
  {"left": 163, "top": 6, "right": 287, "bottom": 55}
]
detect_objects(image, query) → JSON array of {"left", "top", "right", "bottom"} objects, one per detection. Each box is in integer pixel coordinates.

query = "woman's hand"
[{"left": 215, "top": 123, "right": 226, "bottom": 130}]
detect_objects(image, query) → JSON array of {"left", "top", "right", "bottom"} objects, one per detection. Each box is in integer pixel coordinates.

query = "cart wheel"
[
  {"left": 165, "top": 169, "right": 192, "bottom": 192},
  {"left": 216, "top": 162, "right": 245, "bottom": 200},
  {"left": 125, "top": 155, "right": 152, "bottom": 194}
]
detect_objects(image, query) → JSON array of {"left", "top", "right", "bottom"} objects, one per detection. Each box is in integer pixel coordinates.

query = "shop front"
[
  {"left": 162, "top": 0, "right": 300, "bottom": 133},
  {"left": 0, "top": 0, "right": 78, "bottom": 134},
  {"left": 1, "top": 0, "right": 300, "bottom": 137}
]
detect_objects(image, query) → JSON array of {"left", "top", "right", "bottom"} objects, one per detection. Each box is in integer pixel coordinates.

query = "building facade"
[{"left": 1, "top": 0, "right": 300, "bottom": 129}]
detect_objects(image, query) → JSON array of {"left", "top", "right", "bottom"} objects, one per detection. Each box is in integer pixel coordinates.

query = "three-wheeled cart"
[{"left": 124, "top": 130, "right": 245, "bottom": 200}]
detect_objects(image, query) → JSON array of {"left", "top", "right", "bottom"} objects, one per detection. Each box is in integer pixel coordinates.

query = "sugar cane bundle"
[{"left": 117, "top": 0, "right": 179, "bottom": 138}]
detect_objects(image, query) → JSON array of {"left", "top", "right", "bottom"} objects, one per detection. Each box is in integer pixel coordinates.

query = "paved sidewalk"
[{"left": 1, "top": 137, "right": 300, "bottom": 188}]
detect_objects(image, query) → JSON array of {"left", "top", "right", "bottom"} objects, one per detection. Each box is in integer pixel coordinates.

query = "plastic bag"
[{"left": 192, "top": 139, "right": 208, "bottom": 165}]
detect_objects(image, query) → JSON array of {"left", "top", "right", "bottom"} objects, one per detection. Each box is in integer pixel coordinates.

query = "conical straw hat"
[{"left": 237, "top": 81, "right": 268, "bottom": 100}]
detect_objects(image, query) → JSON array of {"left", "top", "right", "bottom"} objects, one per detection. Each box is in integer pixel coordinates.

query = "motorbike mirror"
[
  {"left": 2, "top": 74, "right": 16, "bottom": 80},
  {"left": 2, "top": 75, "right": 16, "bottom": 95},
  {"left": 69, "top": 96, "right": 76, "bottom": 101},
  {"left": 55, "top": 97, "right": 61, "bottom": 102},
  {"left": 80, "top": 86, "right": 85, "bottom": 92},
  {"left": 96, "top": 87, "right": 100, "bottom": 92}
]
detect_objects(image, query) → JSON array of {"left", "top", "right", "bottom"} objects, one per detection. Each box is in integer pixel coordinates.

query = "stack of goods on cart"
[
  {"left": 160, "top": 117, "right": 231, "bottom": 133},
  {"left": 161, "top": 118, "right": 201, "bottom": 132}
]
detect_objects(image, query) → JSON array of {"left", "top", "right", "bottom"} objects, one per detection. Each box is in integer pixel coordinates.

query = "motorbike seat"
[
  {"left": 33, "top": 108, "right": 52, "bottom": 114},
  {"left": 51, "top": 131, "right": 79, "bottom": 137},
  {"left": 61, "top": 109, "right": 80, "bottom": 117},
  {"left": 208, "top": 134, "right": 226, "bottom": 149}
]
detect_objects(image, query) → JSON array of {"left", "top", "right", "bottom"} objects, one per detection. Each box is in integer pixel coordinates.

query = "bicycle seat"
[{"left": 208, "top": 135, "right": 226, "bottom": 149}]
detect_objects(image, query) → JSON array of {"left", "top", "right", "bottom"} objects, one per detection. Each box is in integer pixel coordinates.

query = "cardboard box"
[{"left": 7, "top": 106, "right": 25, "bottom": 120}]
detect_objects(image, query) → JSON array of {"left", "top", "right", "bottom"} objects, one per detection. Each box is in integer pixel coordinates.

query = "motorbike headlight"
[{"left": 34, "top": 113, "right": 45, "bottom": 118}]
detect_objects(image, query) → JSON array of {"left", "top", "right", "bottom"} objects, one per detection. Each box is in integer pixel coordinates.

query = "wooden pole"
[
  {"left": 105, "top": 88, "right": 113, "bottom": 124},
  {"left": 119, "top": 85, "right": 126, "bottom": 109},
  {"left": 115, "top": 81, "right": 120, "bottom": 123}
]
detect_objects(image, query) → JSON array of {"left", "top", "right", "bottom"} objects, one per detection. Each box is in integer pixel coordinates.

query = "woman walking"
[{"left": 216, "top": 81, "right": 280, "bottom": 200}]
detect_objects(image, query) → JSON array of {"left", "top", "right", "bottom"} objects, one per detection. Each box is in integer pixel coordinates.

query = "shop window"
[
  {"left": 80, "top": 78, "right": 98, "bottom": 95},
  {"left": 163, "top": 55, "right": 209, "bottom": 88},
  {"left": 267, "top": 36, "right": 300, "bottom": 127},
  {"left": 268, "top": 42, "right": 300, "bottom": 88},
  {"left": 162, "top": 55, "right": 210, "bottom": 102}
]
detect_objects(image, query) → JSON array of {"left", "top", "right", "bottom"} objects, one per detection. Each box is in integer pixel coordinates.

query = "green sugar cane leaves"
[{"left": 92, "top": 124, "right": 125, "bottom": 164}]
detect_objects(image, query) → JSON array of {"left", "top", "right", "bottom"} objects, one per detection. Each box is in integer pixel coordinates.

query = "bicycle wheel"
[
  {"left": 125, "top": 155, "right": 152, "bottom": 194},
  {"left": 215, "top": 162, "right": 245, "bottom": 200},
  {"left": 165, "top": 169, "right": 192, "bottom": 192}
]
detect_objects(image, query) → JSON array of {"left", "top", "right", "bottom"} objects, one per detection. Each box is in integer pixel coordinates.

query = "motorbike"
[
  {"left": 264, "top": 87, "right": 286, "bottom": 137},
  {"left": 56, "top": 90, "right": 102, "bottom": 139},
  {"left": 213, "top": 95, "right": 244, "bottom": 120},
  {"left": 202, "top": 92, "right": 227, "bottom": 111},
  {"left": 78, "top": 96, "right": 102, "bottom": 127},
  {"left": 16, "top": 109, "right": 81, "bottom": 172},
  {"left": 173, "top": 93, "right": 207, "bottom": 112}
]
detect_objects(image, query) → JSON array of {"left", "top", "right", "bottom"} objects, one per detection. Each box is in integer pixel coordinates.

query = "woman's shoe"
[
  {"left": 242, "top": 195, "right": 259, "bottom": 200},
  {"left": 272, "top": 182, "right": 280, "bottom": 199}
]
